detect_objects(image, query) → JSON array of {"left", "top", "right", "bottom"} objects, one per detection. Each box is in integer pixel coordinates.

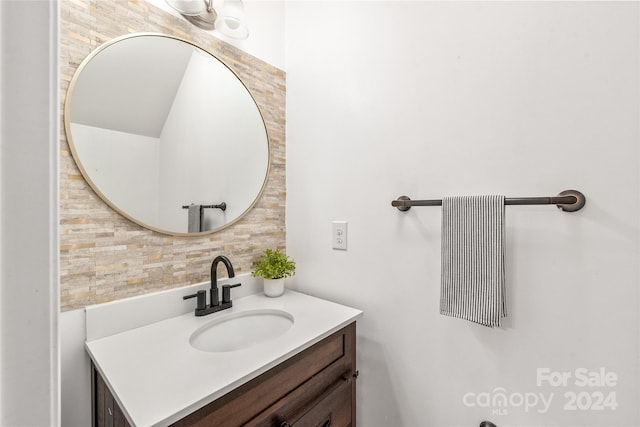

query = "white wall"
[
  {"left": 286, "top": 2, "right": 639, "bottom": 426},
  {"left": 0, "top": 1, "right": 59, "bottom": 425},
  {"left": 60, "top": 309, "right": 91, "bottom": 427}
]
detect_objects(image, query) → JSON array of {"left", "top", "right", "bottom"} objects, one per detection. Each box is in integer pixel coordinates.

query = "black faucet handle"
[
  {"left": 222, "top": 283, "right": 242, "bottom": 304},
  {"left": 183, "top": 290, "right": 207, "bottom": 311}
]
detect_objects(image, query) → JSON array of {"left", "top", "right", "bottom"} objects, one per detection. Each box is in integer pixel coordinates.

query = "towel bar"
[
  {"left": 181, "top": 202, "right": 227, "bottom": 211},
  {"left": 391, "top": 189, "right": 585, "bottom": 212}
]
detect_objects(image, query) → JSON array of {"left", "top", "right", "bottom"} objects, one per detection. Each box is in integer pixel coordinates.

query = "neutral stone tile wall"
[{"left": 60, "top": 0, "right": 286, "bottom": 311}]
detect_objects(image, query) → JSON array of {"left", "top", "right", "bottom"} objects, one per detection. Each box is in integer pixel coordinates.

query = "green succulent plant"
[{"left": 251, "top": 248, "right": 296, "bottom": 280}]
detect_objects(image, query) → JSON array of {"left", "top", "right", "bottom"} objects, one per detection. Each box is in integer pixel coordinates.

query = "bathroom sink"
[{"left": 189, "top": 309, "right": 294, "bottom": 353}]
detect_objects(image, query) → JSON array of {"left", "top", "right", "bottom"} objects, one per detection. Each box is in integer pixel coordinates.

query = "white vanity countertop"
[{"left": 85, "top": 290, "right": 362, "bottom": 427}]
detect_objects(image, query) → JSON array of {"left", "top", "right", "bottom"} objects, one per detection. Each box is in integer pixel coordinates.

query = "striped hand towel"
[{"left": 440, "top": 195, "right": 507, "bottom": 327}]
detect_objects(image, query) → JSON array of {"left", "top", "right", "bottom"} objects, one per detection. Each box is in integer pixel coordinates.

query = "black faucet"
[
  {"left": 210, "top": 255, "right": 234, "bottom": 307},
  {"left": 183, "top": 255, "right": 241, "bottom": 316}
]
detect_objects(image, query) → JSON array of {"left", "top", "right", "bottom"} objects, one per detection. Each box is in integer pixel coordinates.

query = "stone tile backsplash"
[{"left": 60, "top": 0, "right": 286, "bottom": 311}]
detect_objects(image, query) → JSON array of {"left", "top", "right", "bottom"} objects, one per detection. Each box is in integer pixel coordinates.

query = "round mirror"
[{"left": 64, "top": 33, "right": 270, "bottom": 236}]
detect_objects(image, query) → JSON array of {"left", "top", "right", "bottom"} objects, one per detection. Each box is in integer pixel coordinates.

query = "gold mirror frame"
[{"left": 64, "top": 33, "right": 270, "bottom": 236}]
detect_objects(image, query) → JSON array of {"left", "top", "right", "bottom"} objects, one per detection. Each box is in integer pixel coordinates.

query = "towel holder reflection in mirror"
[
  {"left": 181, "top": 203, "right": 227, "bottom": 211},
  {"left": 391, "top": 189, "right": 586, "bottom": 213}
]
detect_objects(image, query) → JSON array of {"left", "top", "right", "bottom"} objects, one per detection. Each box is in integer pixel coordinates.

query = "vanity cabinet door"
[{"left": 94, "top": 367, "right": 131, "bottom": 427}]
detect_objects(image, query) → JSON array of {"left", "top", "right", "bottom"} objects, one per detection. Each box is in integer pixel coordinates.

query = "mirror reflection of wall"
[{"left": 66, "top": 34, "right": 270, "bottom": 235}]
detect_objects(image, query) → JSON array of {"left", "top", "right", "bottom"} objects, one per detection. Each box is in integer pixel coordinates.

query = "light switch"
[{"left": 332, "top": 221, "right": 347, "bottom": 250}]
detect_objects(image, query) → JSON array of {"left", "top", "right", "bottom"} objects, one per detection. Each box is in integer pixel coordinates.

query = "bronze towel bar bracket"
[{"left": 391, "top": 189, "right": 586, "bottom": 213}]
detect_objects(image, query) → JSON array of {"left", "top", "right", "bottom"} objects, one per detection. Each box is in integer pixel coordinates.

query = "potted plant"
[{"left": 252, "top": 248, "right": 296, "bottom": 297}]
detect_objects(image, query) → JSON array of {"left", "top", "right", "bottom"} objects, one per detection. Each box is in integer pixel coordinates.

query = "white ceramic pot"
[{"left": 263, "top": 278, "right": 285, "bottom": 297}]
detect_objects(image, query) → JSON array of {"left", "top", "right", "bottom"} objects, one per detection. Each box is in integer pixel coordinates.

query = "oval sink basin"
[{"left": 189, "top": 309, "right": 294, "bottom": 353}]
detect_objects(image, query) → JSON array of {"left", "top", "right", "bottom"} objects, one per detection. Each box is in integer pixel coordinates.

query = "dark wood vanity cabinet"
[{"left": 92, "top": 323, "right": 357, "bottom": 427}]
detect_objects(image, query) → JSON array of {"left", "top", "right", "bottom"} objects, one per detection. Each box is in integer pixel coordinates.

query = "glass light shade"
[
  {"left": 165, "top": 0, "right": 205, "bottom": 16},
  {"left": 215, "top": 0, "right": 249, "bottom": 39}
]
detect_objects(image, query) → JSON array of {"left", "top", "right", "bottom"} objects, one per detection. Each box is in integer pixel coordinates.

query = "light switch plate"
[{"left": 332, "top": 221, "right": 347, "bottom": 250}]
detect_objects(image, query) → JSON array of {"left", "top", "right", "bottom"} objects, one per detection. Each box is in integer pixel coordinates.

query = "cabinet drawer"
[
  {"left": 173, "top": 323, "right": 356, "bottom": 427},
  {"left": 249, "top": 369, "right": 354, "bottom": 427},
  {"left": 291, "top": 378, "right": 352, "bottom": 427}
]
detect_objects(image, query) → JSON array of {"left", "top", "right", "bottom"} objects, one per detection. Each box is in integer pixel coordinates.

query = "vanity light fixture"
[
  {"left": 215, "top": 0, "right": 249, "bottom": 39},
  {"left": 165, "top": 0, "right": 249, "bottom": 40}
]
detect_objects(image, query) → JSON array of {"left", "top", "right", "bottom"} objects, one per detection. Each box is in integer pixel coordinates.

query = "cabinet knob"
[
  {"left": 107, "top": 407, "right": 113, "bottom": 416},
  {"left": 279, "top": 422, "right": 291, "bottom": 427},
  {"left": 340, "top": 370, "right": 360, "bottom": 383}
]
